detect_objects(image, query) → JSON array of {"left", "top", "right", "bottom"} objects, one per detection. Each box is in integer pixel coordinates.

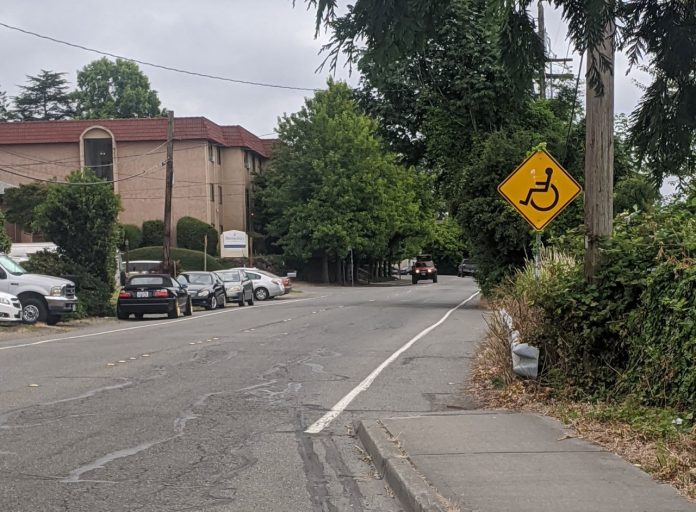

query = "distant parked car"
[
  {"left": 0, "top": 291, "right": 23, "bottom": 323},
  {"left": 214, "top": 269, "right": 254, "bottom": 306},
  {"left": 257, "top": 269, "right": 292, "bottom": 295},
  {"left": 233, "top": 268, "right": 285, "bottom": 301},
  {"left": 457, "top": 258, "right": 476, "bottom": 277},
  {"left": 177, "top": 272, "right": 227, "bottom": 310},
  {"left": 117, "top": 274, "right": 192, "bottom": 320}
]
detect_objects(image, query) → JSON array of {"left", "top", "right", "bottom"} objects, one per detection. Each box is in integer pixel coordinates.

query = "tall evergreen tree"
[
  {"left": 0, "top": 85, "right": 12, "bottom": 121},
  {"left": 13, "top": 70, "right": 74, "bottom": 120}
]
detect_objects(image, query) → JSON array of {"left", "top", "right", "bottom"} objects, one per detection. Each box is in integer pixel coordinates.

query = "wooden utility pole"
[
  {"left": 584, "top": 23, "right": 615, "bottom": 279},
  {"left": 538, "top": 0, "right": 546, "bottom": 100},
  {"left": 162, "top": 111, "right": 175, "bottom": 275}
]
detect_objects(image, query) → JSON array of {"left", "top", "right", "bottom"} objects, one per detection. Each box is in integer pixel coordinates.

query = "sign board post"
[
  {"left": 498, "top": 149, "right": 582, "bottom": 278},
  {"left": 220, "top": 230, "right": 249, "bottom": 259}
]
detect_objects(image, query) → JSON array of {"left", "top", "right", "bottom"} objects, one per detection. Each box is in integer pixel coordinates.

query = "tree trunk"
[
  {"left": 321, "top": 253, "right": 330, "bottom": 284},
  {"left": 336, "top": 256, "right": 342, "bottom": 286},
  {"left": 584, "top": 21, "right": 615, "bottom": 280}
]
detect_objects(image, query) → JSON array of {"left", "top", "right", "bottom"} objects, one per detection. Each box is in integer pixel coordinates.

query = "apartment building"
[{"left": 0, "top": 117, "right": 273, "bottom": 244}]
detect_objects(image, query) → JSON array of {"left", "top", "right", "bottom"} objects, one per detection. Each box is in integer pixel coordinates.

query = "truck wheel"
[
  {"left": 433, "top": 275, "right": 438, "bottom": 283},
  {"left": 21, "top": 297, "right": 47, "bottom": 325},
  {"left": 46, "top": 314, "right": 61, "bottom": 326},
  {"left": 412, "top": 276, "right": 418, "bottom": 285}
]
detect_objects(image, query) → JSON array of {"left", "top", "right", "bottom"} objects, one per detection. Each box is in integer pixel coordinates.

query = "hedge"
[
  {"left": 127, "top": 246, "right": 224, "bottom": 272},
  {"left": 176, "top": 216, "right": 218, "bottom": 256},
  {"left": 120, "top": 224, "right": 143, "bottom": 250},
  {"left": 142, "top": 220, "right": 164, "bottom": 246}
]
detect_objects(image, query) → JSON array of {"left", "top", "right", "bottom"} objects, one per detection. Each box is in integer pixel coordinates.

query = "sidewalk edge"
[{"left": 356, "top": 419, "right": 448, "bottom": 512}]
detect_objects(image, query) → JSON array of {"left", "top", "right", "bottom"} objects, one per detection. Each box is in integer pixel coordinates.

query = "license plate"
[
  {"left": 137, "top": 291, "right": 149, "bottom": 298},
  {"left": 421, "top": 272, "right": 427, "bottom": 276},
  {"left": 70, "top": 304, "right": 77, "bottom": 312}
]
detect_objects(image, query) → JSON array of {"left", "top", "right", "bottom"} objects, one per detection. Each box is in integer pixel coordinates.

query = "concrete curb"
[{"left": 356, "top": 419, "right": 447, "bottom": 512}]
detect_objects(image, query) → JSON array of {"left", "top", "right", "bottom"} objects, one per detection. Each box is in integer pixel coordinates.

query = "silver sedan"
[{"left": 232, "top": 268, "right": 285, "bottom": 301}]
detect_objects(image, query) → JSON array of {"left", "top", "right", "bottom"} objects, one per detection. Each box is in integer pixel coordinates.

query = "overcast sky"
[{"left": 0, "top": 1, "right": 651, "bottom": 138}]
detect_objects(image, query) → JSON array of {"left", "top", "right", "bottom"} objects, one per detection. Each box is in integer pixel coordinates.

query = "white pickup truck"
[{"left": 0, "top": 254, "right": 78, "bottom": 325}]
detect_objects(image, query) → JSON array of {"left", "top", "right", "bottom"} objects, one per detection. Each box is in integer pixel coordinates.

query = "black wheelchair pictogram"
[{"left": 519, "top": 167, "right": 559, "bottom": 212}]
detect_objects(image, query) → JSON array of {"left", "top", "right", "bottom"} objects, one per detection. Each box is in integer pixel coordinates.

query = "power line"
[
  {"left": 0, "top": 21, "right": 319, "bottom": 93},
  {"left": 0, "top": 160, "right": 164, "bottom": 185}
]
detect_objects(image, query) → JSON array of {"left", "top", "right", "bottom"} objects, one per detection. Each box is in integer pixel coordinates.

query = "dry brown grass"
[{"left": 469, "top": 330, "right": 696, "bottom": 501}]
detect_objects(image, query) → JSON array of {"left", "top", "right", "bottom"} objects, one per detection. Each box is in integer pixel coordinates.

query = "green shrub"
[
  {"left": 498, "top": 201, "right": 696, "bottom": 410},
  {"left": 23, "top": 250, "right": 115, "bottom": 318},
  {"left": 121, "top": 224, "right": 143, "bottom": 250},
  {"left": 142, "top": 220, "right": 164, "bottom": 246},
  {"left": 176, "top": 216, "right": 218, "bottom": 256},
  {"left": 128, "top": 246, "right": 223, "bottom": 272}
]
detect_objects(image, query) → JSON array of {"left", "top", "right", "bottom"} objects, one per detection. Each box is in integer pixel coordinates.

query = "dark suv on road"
[{"left": 411, "top": 259, "right": 438, "bottom": 284}]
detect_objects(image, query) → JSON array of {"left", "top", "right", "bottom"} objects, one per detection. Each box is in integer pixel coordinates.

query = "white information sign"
[{"left": 220, "top": 230, "right": 248, "bottom": 258}]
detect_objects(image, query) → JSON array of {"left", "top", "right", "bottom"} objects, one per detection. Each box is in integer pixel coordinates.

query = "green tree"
[
  {"left": 34, "top": 170, "right": 121, "bottom": 316},
  {"left": 75, "top": 58, "right": 163, "bottom": 119},
  {"left": 0, "top": 85, "right": 12, "bottom": 121},
  {"left": 176, "top": 216, "right": 218, "bottom": 256},
  {"left": 0, "top": 210, "right": 12, "bottom": 253},
  {"left": 13, "top": 70, "right": 74, "bottom": 120},
  {"left": 259, "top": 80, "right": 427, "bottom": 282},
  {"left": 2, "top": 183, "right": 49, "bottom": 232}
]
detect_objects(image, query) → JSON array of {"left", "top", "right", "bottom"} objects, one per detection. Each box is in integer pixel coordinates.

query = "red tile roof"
[{"left": 0, "top": 117, "right": 270, "bottom": 157}]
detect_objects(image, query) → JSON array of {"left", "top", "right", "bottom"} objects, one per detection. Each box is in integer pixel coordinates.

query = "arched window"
[{"left": 81, "top": 127, "right": 115, "bottom": 182}]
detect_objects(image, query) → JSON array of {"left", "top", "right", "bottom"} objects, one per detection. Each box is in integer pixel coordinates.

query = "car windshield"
[
  {"left": 183, "top": 273, "right": 212, "bottom": 285},
  {"left": 0, "top": 255, "right": 27, "bottom": 276},
  {"left": 415, "top": 261, "right": 434, "bottom": 268},
  {"left": 217, "top": 271, "right": 241, "bottom": 282},
  {"left": 129, "top": 276, "right": 171, "bottom": 286}
]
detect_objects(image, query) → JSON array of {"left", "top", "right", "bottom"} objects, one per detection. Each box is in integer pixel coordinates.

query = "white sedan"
[
  {"left": 0, "top": 291, "right": 23, "bottom": 322},
  {"left": 233, "top": 268, "right": 285, "bottom": 301}
]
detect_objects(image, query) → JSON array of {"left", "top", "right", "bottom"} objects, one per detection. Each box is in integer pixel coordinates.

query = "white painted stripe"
[
  {"left": 0, "top": 297, "right": 321, "bottom": 352},
  {"left": 304, "top": 291, "right": 480, "bottom": 434}
]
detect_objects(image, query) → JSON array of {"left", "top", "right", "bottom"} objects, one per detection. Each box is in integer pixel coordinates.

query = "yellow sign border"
[{"left": 497, "top": 149, "right": 582, "bottom": 231}]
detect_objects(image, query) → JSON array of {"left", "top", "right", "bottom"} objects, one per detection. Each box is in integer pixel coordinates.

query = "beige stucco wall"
[{"left": 0, "top": 137, "right": 263, "bottom": 249}]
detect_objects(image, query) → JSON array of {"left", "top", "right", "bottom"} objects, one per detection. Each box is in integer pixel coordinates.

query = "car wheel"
[
  {"left": 207, "top": 295, "right": 217, "bottom": 310},
  {"left": 411, "top": 276, "right": 418, "bottom": 285},
  {"left": 117, "top": 307, "right": 130, "bottom": 320},
  {"left": 46, "top": 314, "right": 61, "bottom": 326},
  {"left": 254, "top": 287, "right": 269, "bottom": 301},
  {"left": 433, "top": 275, "right": 438, "bottom": 283},
  {"left": 184, "top": 298, "right": 193, "bottom": 316},
  {"left": 21, "top": 297, "right": 47, "bottom": 325},
  {"left": 218, "top": 293, "right": 226, "bottom": 308},
  {"left": 168, "top": 300, "right": 181, "bottom": 319},
  {"left": 237, "top": 293, "right": 245, "bottom": 307},
  {"left": 135, "top": 313, "right": 144, "bottom": 320}
]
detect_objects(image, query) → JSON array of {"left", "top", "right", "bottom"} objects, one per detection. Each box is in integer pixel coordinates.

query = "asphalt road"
[{"left": 0, "top": 276, "right": 485, "bottom": 512}]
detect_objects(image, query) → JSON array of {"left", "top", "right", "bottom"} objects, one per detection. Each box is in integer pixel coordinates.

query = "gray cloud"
[{"left": 0, "top": 1, "right": 648, "bottom": 137}]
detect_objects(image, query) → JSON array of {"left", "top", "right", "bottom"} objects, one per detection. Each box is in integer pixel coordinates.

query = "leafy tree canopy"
[
  {"left": 13, "top": 70, "right": 74, "bottom": 120},
  {"left": 258, "top": 80, "right": 430, "bottom": 280},
  {"left": 75, "top": 58, "right": 163, "bottom": 119},
  {"left": 3, "top": 183, "right": 49, "bottom": 232},
  {"left": 34, "top": 169, "right": 121, "bottom": 286}
]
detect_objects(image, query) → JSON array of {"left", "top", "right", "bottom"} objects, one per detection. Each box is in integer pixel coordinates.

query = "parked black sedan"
[
  {"left": 214, "top": 269, "right": 254, "bottom": 306},
  {"left": 177, "top": 272, "right": 226, "bottom": 310},
  {"left": 117, "top": 274, "right": 192, "bottom": 320}
]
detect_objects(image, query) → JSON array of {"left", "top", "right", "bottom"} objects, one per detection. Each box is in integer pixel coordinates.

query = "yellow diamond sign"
[{"left": 498, "top": 149, "right": 582, "bottom": 231}]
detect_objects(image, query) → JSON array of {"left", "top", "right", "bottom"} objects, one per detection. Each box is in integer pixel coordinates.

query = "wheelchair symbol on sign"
[{"left": 519, "top": 168, "right": 559, "bottom": 212}]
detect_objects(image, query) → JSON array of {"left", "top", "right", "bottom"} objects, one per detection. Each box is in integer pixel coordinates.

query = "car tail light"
[
  {"left": 118, "top": 290, "right": 132, "bottom": 299},
  {"left": 272, "top": 279, "right": 281, "bottom": 285},
  {"left": 153, "top": 290, "right": 169, "bottom": 298}
]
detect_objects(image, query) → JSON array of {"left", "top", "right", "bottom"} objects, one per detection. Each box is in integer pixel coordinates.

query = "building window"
[
  {"left": 84, "top": 138, "right": 113, "bottom": 182},
  {"left": 210, "top": 183, "right": 215, "bottom": 202},
  {"left": 216, "top": 146, "right": 222, "bottom": 165},
  {"left": 208, "top": 143, "right": 214, "bottom": 162},
  {"left": 218, "top": 186, "right": 223, "bottom": 205}
]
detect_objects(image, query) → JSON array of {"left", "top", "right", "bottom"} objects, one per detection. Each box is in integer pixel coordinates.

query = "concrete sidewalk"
[{"left": 357, "top": 411, "right": 696, "bottom": 512}]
